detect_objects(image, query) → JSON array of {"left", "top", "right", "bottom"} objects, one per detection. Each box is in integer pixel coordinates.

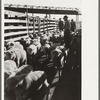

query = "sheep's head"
[
  {"left": 27, "top": 45, "right": 37, "bottom": 55},
  {"left": 4, "top": 51, "right": 12, "bottom": 60}
]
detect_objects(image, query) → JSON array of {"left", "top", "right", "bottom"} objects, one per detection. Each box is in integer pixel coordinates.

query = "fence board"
[{"left": 4, "top": 10, "right": 59, "bottom": 41}]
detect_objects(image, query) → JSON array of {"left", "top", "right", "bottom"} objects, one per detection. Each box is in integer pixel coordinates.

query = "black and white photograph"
[{"left": 2, "top": 0, "right": 98, "bottom": 100}]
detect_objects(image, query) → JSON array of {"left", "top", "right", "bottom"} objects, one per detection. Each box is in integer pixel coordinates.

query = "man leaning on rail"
[
  {"left": 58, "top": 18, "right": 64, "bottom": 31},
  {"left": 63, "top": 15, "right": 71, "bottom": 50},
  {"left": 71, "top": 19, "right": 76, "bottom": 32}
]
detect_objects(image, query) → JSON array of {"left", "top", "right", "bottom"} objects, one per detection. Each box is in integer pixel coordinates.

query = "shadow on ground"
[{"left": 50, "top": 42, "right": 81, "bottom": 100}]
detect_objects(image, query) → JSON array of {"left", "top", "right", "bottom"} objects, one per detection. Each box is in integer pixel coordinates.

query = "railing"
[
  {"left": 4, "top": 10, "right": 59, "bottom": 41},
  {"left": 4, "top": 4, "right": 80, "bottom": 12}
]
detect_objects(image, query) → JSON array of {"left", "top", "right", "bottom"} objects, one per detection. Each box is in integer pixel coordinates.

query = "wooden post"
[
  {"left": 32, "top": 13, "right": 35, "bottom": 34},
  {"left": 42, "top": 18, "right": 45, "bottom": 33},
  {"left": 33, "top": 17, "right": 36, "bottom": 34},
  {"left": 55, "top": 20, "right": 57, "bottom": 31},
  {"left": 47, "top": 18, "right": 48, "bottom": 32},
  {"left": 26, "top": 5, "right": 29, "bottom": 36},
  {"left": 46, "top": 14, "right": 48, "bottom": 32},
  {"left": 45, "top": 14, "right": 48, "bottom": 32},
  {"left": 37, "top": 16, "right": 40, "bottom": 34},
  {"left": 54, "top": 20, "right": 58, "bottom": 31},
  {"left": 48, "top": 18, "right": 50, "bottom": 32}
]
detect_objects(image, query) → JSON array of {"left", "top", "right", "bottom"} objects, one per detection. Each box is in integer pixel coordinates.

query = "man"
[
  {"left": 58, "top": 18, "right": 63, "bottom": 31},
  {"left": 71, "top": 19, "right": 76, "bottom": 32},
  {"left": 63, "top": 15, "right": 71, "bottom": 49}
]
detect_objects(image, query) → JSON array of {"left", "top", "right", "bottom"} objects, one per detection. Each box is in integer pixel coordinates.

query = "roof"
[{"left": 4, "top": 4, "right": 81, "bottom": 15}]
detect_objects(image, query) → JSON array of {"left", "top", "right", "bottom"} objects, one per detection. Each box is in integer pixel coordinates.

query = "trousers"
[{"left": 64, "top": 29, "right": 71, "bottom": 49}]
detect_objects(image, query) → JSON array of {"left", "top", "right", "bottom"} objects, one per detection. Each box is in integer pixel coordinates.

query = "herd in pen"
[{"left": 4, "top": 29, "right": 81, "bottom": 100}]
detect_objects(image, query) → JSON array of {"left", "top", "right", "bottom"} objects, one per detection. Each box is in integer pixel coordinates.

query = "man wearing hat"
[{"left": 63, "top": 15, "right": 71, "bottom": 49}]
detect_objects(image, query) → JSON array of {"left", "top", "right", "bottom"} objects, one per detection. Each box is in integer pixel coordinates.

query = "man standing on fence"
[
  {"left": 63, "top": 15, "right": 71, "bottom": 49},
  {"left": 58, "top": 18, "right": 63, "bottom": 31},
  {"left": 71, "top": 19, "right": 76, "bottom": 32}
]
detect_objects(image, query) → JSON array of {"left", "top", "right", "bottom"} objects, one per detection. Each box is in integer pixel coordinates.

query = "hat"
[{"left": 63, "top": 15, "right": 68, "bottom": 19}]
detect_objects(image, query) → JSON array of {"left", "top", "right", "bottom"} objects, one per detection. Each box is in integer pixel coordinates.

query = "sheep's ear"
[{"left": 11, "top": 51, "right": 16, "bottom": 60}]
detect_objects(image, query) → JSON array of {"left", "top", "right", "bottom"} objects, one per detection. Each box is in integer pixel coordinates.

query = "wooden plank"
[
  {"left": 49, "top": 23, "right": 56, "bottom": 24},
  {"left": 43, "top": 27, "right": 55, "bottom": 31},
  {"left": 35, "top": 30, "right": 38, "bottom": 33},
  {"left": 34, "top": 26, "right": 38, "bottom": 29},
  {"left": 48, "top": 27, "right": 55, "bottom": 29},
  {"left": 37, "top": 17, "right": 40, "bottom": 33},
  {"left": 4, "top": 30, "right": 34, "bottom": 37},
  {"left": 5, "top": 10, "right": 26, "bottom": 16},
  {"left": 40, "top": 25, "right": 50, "bottom": 28},
  {"left": 40, "top": 25, "right": 57, "bottom": 30},
  {"left": 48, "top": 24, "right": 58, "bottom": 27},
  {"left": 49, "top": 21, "right": 56, "bottom": 23},
  {"left": 4, "top": 19, "right": 27, "bottom": 23},
  {"left": 40, "top": 28, "right": 44, "bottom": 32},
  {"left": 26, "top": 9, "right": 29, "bottom": 36},
  {"left": 4, "top": 26, "right": 33, "bottom": 30},
  {"left": 5, "top": 31, "right": 27, "bottom": 37},
  {"left": 40, "top": 18, "right": 44, "bottom": 21},
  {"left": 4, "top": 19, "right": 34, "bottom": 24},
  {"left": 40, "top": 20, "right": 56, "bottom": 24},
  {"left": 43, "top": 18, "right": 45, "bottom": 31},
  {"left": 5, "top": 36, "right": 28, "bottom": 41}
]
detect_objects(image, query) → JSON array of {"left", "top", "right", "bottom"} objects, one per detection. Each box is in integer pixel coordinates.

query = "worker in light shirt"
[{"left": 63, "top": 15, "right": 71, "bottom": 49}]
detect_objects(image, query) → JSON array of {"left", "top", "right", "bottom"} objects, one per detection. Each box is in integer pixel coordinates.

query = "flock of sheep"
[{"left": 4, "top": 29, "right": 81, "bottom": 100}]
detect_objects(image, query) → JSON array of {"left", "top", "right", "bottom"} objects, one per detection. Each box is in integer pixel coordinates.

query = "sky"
[
  {"left": 4, "top": 0, "right": 82, "bottom": 20},
  {"left": 4, "top": 0, "right": 81, "bottom": 8}
]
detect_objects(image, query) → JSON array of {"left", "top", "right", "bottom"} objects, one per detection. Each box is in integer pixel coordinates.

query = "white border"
[
  {"left": 1, "top": 0, "right": 4, "bottom": 99},
  {"left": 1, "top": 0, "right": 99, "bottom": 100},
  {"left": 82, "top": 0, "right": 98, "bottom": 100}
]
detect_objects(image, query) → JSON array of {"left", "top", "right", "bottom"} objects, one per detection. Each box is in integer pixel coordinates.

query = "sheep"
[
  {"left": 15, "top": 71, "right": 49, "bottom": 100},
  {"left": 51, "top": 48, "right": 68, "bottom": 77},
  {"left": 4, "top": 49, "right": 27, "bottom": 68},
  {"left": 4, "top": 60, "right": 17, "bottom": 90},
  {"left": 5, "top": 65, "right": 49, "bottom": 100}
]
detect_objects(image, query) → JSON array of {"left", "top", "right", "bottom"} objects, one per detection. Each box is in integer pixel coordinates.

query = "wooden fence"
[
  {"left": 4, "top": 8, "right": 81, "bottom": 41},
  {"left": 4, "top": 10, "right": 59, "bottom": 41}
]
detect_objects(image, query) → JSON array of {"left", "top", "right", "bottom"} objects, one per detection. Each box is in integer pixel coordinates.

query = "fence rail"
[
  {"left": 4, "top": 9, "right": 59, "bottom": 41},
  {"left": 4, "top": 6, "right": 81, "bottom": 41}
]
